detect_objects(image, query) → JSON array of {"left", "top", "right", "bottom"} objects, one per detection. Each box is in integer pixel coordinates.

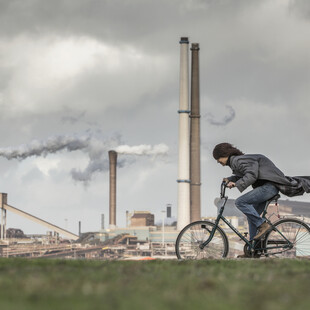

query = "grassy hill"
[{"left": 0, "top": 258, "right": 309, "bottom": 310}]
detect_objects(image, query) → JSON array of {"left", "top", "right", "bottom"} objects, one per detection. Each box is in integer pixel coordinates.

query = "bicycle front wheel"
[
  {"left": 175, "top": 221, "right": 229, "bottom": 260},
  {"left": 265, "top": 218, "right": 310, "bottom": 258}
]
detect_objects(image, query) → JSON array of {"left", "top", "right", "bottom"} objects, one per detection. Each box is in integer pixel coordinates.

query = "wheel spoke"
[
  {"left": 265, "top": 219, "right": 310, "bottom": 258},
  {"left": 175, "top": 221, "right": 228, "bottom": 259}
]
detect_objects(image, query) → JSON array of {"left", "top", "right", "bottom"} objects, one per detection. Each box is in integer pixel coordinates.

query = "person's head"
[{"left": 213, "top": 143, "right": 244, "bottom": 166}]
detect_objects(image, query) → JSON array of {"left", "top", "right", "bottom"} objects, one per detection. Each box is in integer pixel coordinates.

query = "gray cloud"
[
  {"left": 0, "top": 0, "right": 309, "bottom": 233},
  {"left": 61, "top": 110, "right": 86, "bottom": 124},
  {"left": 288, "top": 0, "right": 310, "bottom": 19},
  {"left": 0, "top": 0, "right": 264, "bottom": 50}
]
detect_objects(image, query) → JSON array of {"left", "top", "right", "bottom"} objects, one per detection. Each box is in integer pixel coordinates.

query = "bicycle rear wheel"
[
  {"left": 265, "top": 218, "right": 310, "bottom": 258},
  {"left": 175, "top": 221, "right": 229, "bottom": 259}
]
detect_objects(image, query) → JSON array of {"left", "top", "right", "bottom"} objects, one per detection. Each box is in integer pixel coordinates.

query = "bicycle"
[{"left": 175, "top": 181, "right": 310, "bottom": 259}]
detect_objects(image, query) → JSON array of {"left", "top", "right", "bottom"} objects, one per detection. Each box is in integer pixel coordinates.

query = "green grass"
[{"left": 0, "top": 258, "right": 310, "bottom": 310}]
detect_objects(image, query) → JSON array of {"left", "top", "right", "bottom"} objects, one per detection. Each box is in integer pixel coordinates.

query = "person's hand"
[
  {"left": 227, "top": 182, "right": 235, "bottom": 189},
  {"left": 222, "top": 178, "right": 229, "bottom": 184}
]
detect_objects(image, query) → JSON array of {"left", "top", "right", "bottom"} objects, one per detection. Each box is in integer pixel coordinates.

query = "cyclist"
[{"left": 213, "top": 143, "right": 310, "bottom": 243}]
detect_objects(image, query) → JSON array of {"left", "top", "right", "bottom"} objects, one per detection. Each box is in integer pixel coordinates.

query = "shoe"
[{"left": 253, "top": 222, "right": 272, "bottom": 240}]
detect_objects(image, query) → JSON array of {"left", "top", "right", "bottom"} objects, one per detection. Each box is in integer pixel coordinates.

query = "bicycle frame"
[{"left": 200, "top": 182, "right": 294, "bottom": 254}]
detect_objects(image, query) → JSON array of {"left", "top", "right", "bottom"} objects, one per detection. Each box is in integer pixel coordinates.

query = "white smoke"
[
  {"left": 115, "top": 144, "right": 169, "bottom": 155},
  {"left": 0, "top": 133, "right": 169, "bottom": 183}
]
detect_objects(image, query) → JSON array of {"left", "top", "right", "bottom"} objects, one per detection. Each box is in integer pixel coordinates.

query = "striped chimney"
[
  {"left": 177, "top": 37, "right": 191, "bottom": 231},
  {"left": 190, "top": 43, "right": 201, "bottom": 222}
]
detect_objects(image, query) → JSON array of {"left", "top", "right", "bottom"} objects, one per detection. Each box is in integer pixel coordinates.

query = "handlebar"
[{"left": 220, "top": 181, "right": 228, "bottom": 199}]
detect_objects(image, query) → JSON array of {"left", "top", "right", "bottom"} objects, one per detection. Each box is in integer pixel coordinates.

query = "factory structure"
[
  {"left": 99, "top": 36, "right": 202, "bottom": 245},
  {"left": 100, "top": 145, "right": 178, "bottom": 245},
  {"left": 107, "top": 37, "right": 202, "bottom": 231},
  {"left": 2, "top": 36, "right": 309, "bottom": 259},
  {"left": 0, "top": 37, "right": 202, "bottom": 258},
  {"left": 177, "top": 37, "right": 201, "bottom": 230}
]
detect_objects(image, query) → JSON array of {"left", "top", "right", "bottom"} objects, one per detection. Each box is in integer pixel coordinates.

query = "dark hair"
[{"left": 213, "top": 143, "right": 244, "bottom": 160}]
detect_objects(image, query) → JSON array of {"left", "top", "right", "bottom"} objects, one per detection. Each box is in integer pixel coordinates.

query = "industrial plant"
[
  {"left": 0, "top": 36, "right": 202, "bottom": 259},
  {"left": 1, "top": 37, "right": 309, "bottom": 260}
]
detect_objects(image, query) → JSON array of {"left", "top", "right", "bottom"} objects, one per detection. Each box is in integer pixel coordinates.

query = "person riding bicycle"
[{"left": 213, "top": 143, "right": 310, "bottom": 242}]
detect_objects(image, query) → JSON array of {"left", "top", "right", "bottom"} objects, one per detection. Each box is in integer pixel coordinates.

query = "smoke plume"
[
  {"left": 205, "top": 105, "right": 236, "bottom": 126},
  {"left": 0, "top": 134, "right": 90, "bottom": 160},
  {"left": 0, "top": 133, "right": 169, "bottom": 182},
  {"left": 115, "top": 144, "right": 169, "bottom": 155}
]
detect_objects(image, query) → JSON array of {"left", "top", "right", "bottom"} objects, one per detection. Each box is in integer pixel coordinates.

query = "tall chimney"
[
  {"left": 109, "top": 150, "right": 117, "bottom": 229},
  {"left": 101, "top": 214, "right": 105, "bottom": 230},
  {"left": 190, "top": 43, "right": 201, "bottom": 222},
  {"left": 166, "top": 204, "right": 172, "bottom": 218},
  {"left": 177, "top": 37, "right": 190, "bottom": 231}
]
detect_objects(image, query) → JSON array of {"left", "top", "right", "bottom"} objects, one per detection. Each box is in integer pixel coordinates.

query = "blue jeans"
[{"left": 235, "top": 183, "right": 279, "bottom": 240}]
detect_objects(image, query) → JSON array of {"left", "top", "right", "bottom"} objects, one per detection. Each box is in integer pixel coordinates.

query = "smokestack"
[
  {"left": 101, "top": 214, "right": 105, "bottom": 230},
  {"left": 190, "top": 43, "right": 201, "bottom": 222},
  {"left": 78, "top": 221, "right": 81, "bottom": 236},
  {"left": 126, "top": 211, "right": 129, "bottom": 228},
  {"left": 166, "top": 204, "right": 172, "bottom": 218},
  {"left": 109, "top": 150, "right": 117, "bottom": 229},
  {"left": 177, "top": 37, "right": 190, "bottom": 231}
]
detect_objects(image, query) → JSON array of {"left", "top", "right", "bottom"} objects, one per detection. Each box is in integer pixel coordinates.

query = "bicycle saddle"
[{"left": 268, "top": 194, "right": 280, "bottom": 203}]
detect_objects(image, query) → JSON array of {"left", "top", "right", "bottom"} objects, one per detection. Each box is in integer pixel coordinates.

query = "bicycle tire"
[
  {"left": 265, "top": 218, "right": 310, "bottom": 258},
  {"left": 175, "top": 220, "right": 229, "bottom": 259}
]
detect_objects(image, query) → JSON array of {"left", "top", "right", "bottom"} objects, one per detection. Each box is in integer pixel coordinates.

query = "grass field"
[{"left": 0, "top": 258, "right": 310, "bottom": 310}]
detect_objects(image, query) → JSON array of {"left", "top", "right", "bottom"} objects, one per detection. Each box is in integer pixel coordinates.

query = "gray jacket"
[{"left": 227, "top": 154, "right": 310, "bottom": 197}]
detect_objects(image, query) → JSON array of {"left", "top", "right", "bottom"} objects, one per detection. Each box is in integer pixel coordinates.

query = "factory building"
[
  {"left": 100, "top": 210, "right": 178, "bottom": 243},
  {"left": 130, "top": 211, "right": 154, "bottom": 227},
  {"left": 100, "top": 226, "right": 178, "bottom": 243}
]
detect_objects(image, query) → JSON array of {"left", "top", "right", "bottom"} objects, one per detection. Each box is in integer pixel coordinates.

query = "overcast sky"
[{"left": 0, "top": 0, "right": 310, "bottom": 235}]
